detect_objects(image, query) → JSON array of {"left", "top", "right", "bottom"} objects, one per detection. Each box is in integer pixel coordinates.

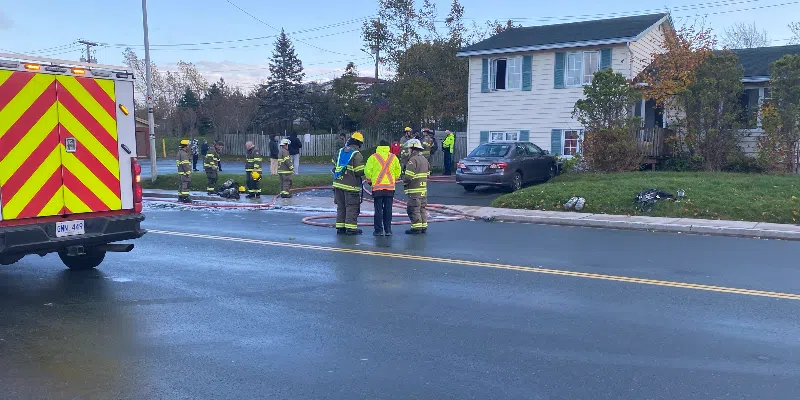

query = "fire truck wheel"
[{"left": 58, "top": 248, "right": 107, "bottom": 270}]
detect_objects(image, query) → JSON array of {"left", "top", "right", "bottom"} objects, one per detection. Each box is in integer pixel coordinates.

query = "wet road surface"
[
  {"left": 139, "top": 158, "right": 332, "bottom": 178},
  {"left": 2, "top": 209, "right": 800, "bottom": 399}
]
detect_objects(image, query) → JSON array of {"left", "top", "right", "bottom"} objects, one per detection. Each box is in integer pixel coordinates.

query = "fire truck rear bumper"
[{"left": 0, "top": 213, "right": 146, "bottom": 265}]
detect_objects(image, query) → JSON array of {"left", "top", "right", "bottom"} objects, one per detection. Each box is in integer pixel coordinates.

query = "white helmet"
[
  {"left": 406, "top": 138, "right": 424, "bottom": 150},
  {"left": 280, "top": 138, "right": 291, "bottom": 146}
]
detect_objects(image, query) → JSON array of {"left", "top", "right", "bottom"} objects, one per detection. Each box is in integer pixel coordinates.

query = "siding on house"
[
  {"left": 628, "top": 21, "right": 668, "bottom": 78},
  {"left": 467, "top": 44, "right": 629, "bottom": 152}
]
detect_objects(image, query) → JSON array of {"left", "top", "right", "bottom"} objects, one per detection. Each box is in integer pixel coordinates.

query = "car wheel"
[
  {"left": 463, "top": 184, "right": 477, "bottom": 192},
  {"left": 548, "top": 164, "right": 557, "bottom": 180},
  {"left": 511, "top": 172, "right": 523, "bottom": 192},
  {"left": 58, "top": 247, "right": 106, "bottom": 270}
]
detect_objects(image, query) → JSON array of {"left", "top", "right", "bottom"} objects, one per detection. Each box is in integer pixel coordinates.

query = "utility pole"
[
  {"left": 373, "top": 46, "right": 379, "bottom": 83},
  {"left": 141, "top": 0, "right": 158, "bottom": 182},
  {"left": 78, "top": 40, "right": 98, "bottom": 63}
]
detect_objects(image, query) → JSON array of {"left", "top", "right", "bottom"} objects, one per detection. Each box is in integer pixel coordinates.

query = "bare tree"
[
  {"left": 790, "top": 22, "right": 800, "bottom": 45},
  {"left": 721, "top": 21, "right": 770, "bottom": 49}
]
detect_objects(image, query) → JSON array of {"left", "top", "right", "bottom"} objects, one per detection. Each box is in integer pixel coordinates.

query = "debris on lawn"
[
  {"left": 677, "top": 189, "right": 686, "bottom": 198},
  {"left": 635, "top": 189, "right": 674, "bottom": 212},
  {"left": 564, "top": 196, "right": 587, "bottom": 211}
]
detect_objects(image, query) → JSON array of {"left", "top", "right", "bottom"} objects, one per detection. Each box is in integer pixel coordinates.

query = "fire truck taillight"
[{"left": 131, "top": 158, "right": 143, "bottom": 213}]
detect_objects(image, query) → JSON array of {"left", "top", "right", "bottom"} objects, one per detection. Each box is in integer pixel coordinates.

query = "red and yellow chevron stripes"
[{"left": 0, "top": 70, "right": 121, "bottom": 220}]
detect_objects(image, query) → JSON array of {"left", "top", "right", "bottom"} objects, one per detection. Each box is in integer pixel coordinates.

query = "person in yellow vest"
[
  {"left": 402, "top": 139, "right": 430, "bottom": 234},
  {"left": 278, "top": 139, "right": 294, "bottom": 198},
  {"left": 245, "top": 141, "right": 262, "bottom": 199},
  {"left": 442, "top": 130, "right": 455, "bottom": 175},
  {"left": 364, "top": 139, "right": 401, "bottom": 236},
  {"left": 176, "top": 139, "right": 192, "bottom": 203},
  {"left": 332, "top": 131, "right": 365, "bottom": 235},
  {"left": 204, "top": 141, "right": 224, "bottom": 195}
]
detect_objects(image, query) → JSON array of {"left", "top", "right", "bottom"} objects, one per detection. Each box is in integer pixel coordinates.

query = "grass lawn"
[
  {"left": 492, "top": 172, "right": 800, "bottom": 224},
  {"left": 141, "top": 173, "right": 332, "bottom": 195}
]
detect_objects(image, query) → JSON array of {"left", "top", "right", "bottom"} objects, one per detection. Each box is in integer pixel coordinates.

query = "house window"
[
  {"left": 565, "top": 51, "right": 600, "bottom": 87},
  {"left": 490, "top": 57, "right": 522, "bottom": 91},
  {"left": 563, "top": 130, "right": 581, "bottom": 155},
  {"left": 490, "top": 131, "right": 519, "bottom": 142}
]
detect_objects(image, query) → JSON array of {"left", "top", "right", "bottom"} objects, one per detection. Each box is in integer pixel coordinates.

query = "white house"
[{"left": 457, "top": 13, "right": 672, "bottom": 156}]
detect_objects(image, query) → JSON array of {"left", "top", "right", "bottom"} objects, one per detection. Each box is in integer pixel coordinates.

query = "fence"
[{"left": 219, "top": 130, "right": 468, "bottom": 169}]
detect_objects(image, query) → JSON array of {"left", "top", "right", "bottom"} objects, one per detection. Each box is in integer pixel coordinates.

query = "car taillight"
[
  {"left": 490, "top": 162, "right": 507, "bottom": 170},
  {"left": 457, "top": 161, "right": 466, "bottom": 169},
  {"left": 131, "top": 157, "right": 143, "bottom": 213}
]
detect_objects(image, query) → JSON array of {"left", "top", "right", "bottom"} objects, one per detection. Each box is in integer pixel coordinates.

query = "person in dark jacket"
[
  {"left": 268, "top": 134, "right": 280, "bottom": 175},
  {"left": 200, "top": 140, "right": 209, "bottom": 157},
  {"left": 288, "top": 132, "right": 302, "bottom": 174}
]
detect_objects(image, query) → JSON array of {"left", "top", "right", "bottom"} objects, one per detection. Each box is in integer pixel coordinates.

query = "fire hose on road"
[{"left": 143, "top": 177, "right": 468, "bottom": 228}]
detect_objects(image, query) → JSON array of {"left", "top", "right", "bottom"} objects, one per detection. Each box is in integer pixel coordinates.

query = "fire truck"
[{"left": 0, "top": 54, "right": 146, "bottom": 270}]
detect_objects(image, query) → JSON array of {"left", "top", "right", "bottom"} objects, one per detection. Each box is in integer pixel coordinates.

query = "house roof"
[
  {"left": 731, "top": 45, "right": 800, "bottom": 79},
  {"left": 135, "top": 116, "right": 159, "bottom": 128},
  {"left": 457, "top": 13, "right": 669, "bottom": 57}
]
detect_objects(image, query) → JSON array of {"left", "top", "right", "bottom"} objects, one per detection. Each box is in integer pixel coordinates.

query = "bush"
[
  {"left": 723, "top": 155, "right": 766, "bottom": 173},
  {"left": 581, "top": 127, "right": 643, "bottom": 172},
  {"left": 660, "top": 155, "right": 705, "bottom": 172}
]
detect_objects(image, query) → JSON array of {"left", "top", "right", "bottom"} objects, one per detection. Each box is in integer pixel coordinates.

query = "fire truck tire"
[{"left": 58, "top": 248, "right": 107, "bottom": 270}]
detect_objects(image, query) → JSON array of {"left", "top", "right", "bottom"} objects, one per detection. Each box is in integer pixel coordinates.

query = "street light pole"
[{"left": 141, "top": 0, "right": 157, "bottom": 182}]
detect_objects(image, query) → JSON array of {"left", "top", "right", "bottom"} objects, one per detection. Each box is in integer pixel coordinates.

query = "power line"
[
  {"left": 679, "top": 0, "right": 800, "bottom": 17},
  {"left": 200, "top": 57, "right": 373, "bottom": 74},
  {"left": 223, "top": 0, "right": 359, "bottom": 57}
]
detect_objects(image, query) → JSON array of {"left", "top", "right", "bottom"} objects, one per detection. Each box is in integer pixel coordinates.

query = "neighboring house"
[
  {"left": 457, "top": 13, "right": 673, "bottom": 156},
  {"left": 730, "top": 45, "right": 800, "bottom": 155}
]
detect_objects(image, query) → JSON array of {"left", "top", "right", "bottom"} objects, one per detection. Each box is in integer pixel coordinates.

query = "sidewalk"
[
  {"left": 142, "top": 190, "right": 800, "bottom": 240},
  {"left": 449, "top": 206, "right": 800, "bottom": 240}
]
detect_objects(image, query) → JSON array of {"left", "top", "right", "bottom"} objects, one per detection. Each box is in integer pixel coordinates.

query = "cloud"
[{"left": 0, "top": 11, "right": 11, "bottom": 30}]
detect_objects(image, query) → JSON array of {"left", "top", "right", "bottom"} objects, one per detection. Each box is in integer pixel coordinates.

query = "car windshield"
[{"left": 469, "top": 144, "right": 511, "bottom": 158}]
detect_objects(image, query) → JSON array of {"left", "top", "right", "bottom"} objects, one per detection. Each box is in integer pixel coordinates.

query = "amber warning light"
[
  {"left": 23, "top": 63, "right": 40, "bottom": 71},
  {"left": 71, "top": 68, "right": 86, "bottom": 75}
]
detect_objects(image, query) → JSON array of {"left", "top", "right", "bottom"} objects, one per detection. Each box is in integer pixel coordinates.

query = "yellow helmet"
[
  {"left": 180, "top": 139, "right": 190, "bottom": 146},
  {"left": 351, "top": 131, "right": 364, "bottom": 143},
  {"left": 404, "top": 127, "right": 412, "bottom": 132},
  {"left": 239, "top": 185, "right": 246, "bottom": 192},
  {"left": 251, "top": 171, "right": 261, "bottom": 180}
]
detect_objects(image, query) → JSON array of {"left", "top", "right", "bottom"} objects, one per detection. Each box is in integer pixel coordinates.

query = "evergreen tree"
[
  {"left": 259, "top": 29, "right": 305, "bottom": 132},
  {"left": 178, "top": 87, "right": 200, "bottom": 109}
]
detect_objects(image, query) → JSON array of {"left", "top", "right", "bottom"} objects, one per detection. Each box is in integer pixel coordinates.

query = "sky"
[{"left": 0, "top": 0, "right": 798, "bottom": 91}]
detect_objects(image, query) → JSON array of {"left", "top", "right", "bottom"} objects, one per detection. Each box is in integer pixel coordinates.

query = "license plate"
[
  {"left": 470, "top": 165, "right": 486, "bottom": 173},
  {"left": 55, "top": 220, "right": 85, "bottom": 238}
]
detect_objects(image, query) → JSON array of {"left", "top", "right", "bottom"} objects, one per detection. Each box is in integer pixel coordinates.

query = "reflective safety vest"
[
  {"left": 332, "top": 147, "right": 365, "bottom": 192},
  {"left": 369, "top": 152, "right": 398, "bottom": 191},
  {"left": 176, "top": 148, "right": 192, "bottom": 176}
]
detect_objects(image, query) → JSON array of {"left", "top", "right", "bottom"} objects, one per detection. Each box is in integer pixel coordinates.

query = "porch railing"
[{"left": 636, "top": 128, "right": 671, "bottom": 158}]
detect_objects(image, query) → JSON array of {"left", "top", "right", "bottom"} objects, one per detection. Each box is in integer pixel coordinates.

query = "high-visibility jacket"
[
  {"left": 176, "top": 148, "right": 192, "bottom": 175},
  {"left": 245, "top": 147, "right": 262, "bottom": 172},
  {"left": 402, "top": 153, "right": 430, "bottom": 197},
  {"left": 332, "top": 146, "right": 365, "bottom": 192},
  {"left": 365, "top": 146, "right": 401, "bottom": 192},
  {"left": 278, "top": 148, "right": 294, "bottom": 174},
  {"left": 442, "top": 133, "right": 455, "bottom": 152},
  {"left": 204, "top": 149, "right": 221, "bottom": 171}
]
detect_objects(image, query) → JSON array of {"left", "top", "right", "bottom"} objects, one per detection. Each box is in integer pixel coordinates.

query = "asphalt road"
[{"left": 2, "top": 210, "right": 799, "bottom": 399}]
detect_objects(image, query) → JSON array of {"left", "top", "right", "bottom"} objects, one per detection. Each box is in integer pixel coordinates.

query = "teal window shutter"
[
  {"left": 554, "top": 52, "right": 565, "bottom": 89},
  {"left": 522, "top": 55, "right": 532, "bottom": 91},
  {"left": 520, "top": 130, "right": 530, "bottom": 142},
  {"left": 479, "top": 131, "right": 489, "bottom": 144},
  {"left": 600, "top": 48, "right": 612, "bottom": 70},
  {"left": 550, "top": 129, "right": 562, "bottom": 155},
  {"left": 481, "top": 58, "right": 490, "bottom": 93}
]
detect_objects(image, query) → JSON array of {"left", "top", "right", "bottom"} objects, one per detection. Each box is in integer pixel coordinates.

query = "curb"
[{"left": 477, "top": 213, "right": 800, "bottom": 241}]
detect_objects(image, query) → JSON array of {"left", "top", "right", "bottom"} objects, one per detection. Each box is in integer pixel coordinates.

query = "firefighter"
[
  {"left": 399, "top": 127, "right": 413, "bottom": 173},
  {"left": 332, "top": 131, "right": 365, "bottom": 235},
  {"left": 176, "top": 139, "right": 192, "bottom": 203},
  {"left": 245, "top": 141, "right": 262, "bottom": 198},
  {"left": 402, "top": 139, "right": 430, "bottom": 235},
  {"left": 421, "top": 128, "right": 434, "bottom": 165},
  {"left": 278, "top": 139, "right": 294, "bottom": 198},
  {"left": 204, "top": 141, "right": 224, "bottom": 195}
]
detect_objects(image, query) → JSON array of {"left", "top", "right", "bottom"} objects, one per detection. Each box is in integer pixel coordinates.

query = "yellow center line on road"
[{"left": 149, "top": 230, "right": 800, "bottom": 301}]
